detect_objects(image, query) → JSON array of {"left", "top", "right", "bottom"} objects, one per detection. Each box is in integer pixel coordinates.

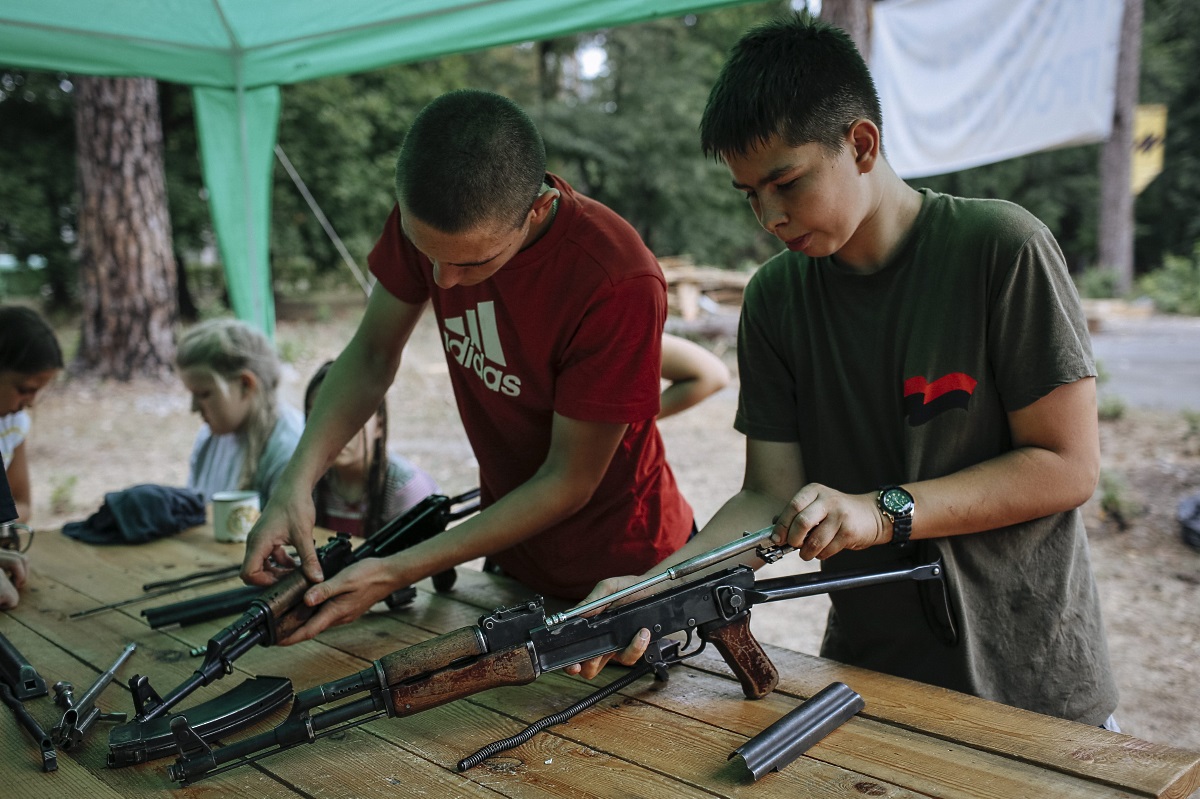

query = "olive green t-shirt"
[{"left": 735, "top": 189, "right": 1118, "bottom": 725}]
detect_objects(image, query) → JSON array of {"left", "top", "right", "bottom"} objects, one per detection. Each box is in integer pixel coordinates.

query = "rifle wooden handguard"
[
  {"left": 386, "top": 642, "right": 538, "bottom": 717},
  {"left": 257, "top": 570, "right": 319, "bottom": 643}
]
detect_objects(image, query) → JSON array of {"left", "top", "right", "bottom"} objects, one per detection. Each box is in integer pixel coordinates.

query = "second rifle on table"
[{"left": 142, "top": 489, "right": 478, "bottom": 631}]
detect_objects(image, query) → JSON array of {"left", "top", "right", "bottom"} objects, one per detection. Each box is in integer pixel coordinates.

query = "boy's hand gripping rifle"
[
  {"left": 142, "top": 489, "right": 480, "bottom": 631},
  {"left": 169, "top": 528, "right": 948, "bottom": 784},
  {"left": 124, "top": 489, "right": 479, "bottom": 727}
]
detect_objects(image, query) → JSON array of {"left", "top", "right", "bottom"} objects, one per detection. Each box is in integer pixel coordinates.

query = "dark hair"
[
  {"left": 699, "top": 13, "right": 883, "bottom": 160},
  {"left": 305, "top": 361, "right": 389, "bottom": 537},
  {"left": 0, "top": 305, "right": 64, "bottom": 374},
  {"left": 395, "top": 89, "right": 546, "bottom": 233}
]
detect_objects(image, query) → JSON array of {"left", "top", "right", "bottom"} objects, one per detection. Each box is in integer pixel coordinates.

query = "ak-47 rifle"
[
  {"left": 141, "top": 488, "right": 480, "bottom": 631},
  {"left": 168, "top": 528, "right": 951, "bottom": 784},
  {"left": 105, "top": 488, "right": 480, "bottom": 768}
]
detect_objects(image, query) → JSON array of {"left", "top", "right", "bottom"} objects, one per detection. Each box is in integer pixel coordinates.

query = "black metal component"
[
  {"left": 143, "top": 584, "right": 262, "bottom": 629},
  {"left": 108, "top": 675, "right": 293, "bottom": 766},
  {"left": 168, "top": 692, "right": 385, "bottom": 784},
  {"left": 746, "top": 562, "right": 943, "bottom": 604},
  {"left": 731, "top": 681, "right": 865, "bottom": 780},
  {"left": 0, "top": 631, "right": 48, "bottom": 699},
  {"left": 0, "top": 682, "right": 57, "bottom": 771},
  {"left": 50, "top": 642, "right": 136, "bottom": 750},
  {"left": 127, "top": 673, "right": 166, "bottom": 718},
  {"left": 69, "top": 571, "right": 244, "bottom": 619}
]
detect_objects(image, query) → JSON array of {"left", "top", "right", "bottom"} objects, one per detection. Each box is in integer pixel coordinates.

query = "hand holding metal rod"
[{"left": 546, "top": 526, "right": 788, "bottom": 626}]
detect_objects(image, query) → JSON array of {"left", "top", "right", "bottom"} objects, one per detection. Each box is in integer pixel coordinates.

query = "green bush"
[
  {"left": 1075, "top": 266, "right": 1122, "bottom": 299},
  {"left": 1136, "top": 244, "right": 1200, "bottom": 315},
  {"left": 1097, "top": 469, "right": 1140, "bottom": 530},
  {"left": 1097, "top": 393, "right": 1126, "bottom": 421}
]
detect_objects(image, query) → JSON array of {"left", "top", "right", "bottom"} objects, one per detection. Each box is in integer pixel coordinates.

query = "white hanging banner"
[{"left": 869, "top": 0, "right": 1124, "bottom": 179}]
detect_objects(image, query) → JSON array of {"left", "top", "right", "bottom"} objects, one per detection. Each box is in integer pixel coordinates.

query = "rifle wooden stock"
[{"left": 700, "top": 613, "right": 778, "bottom": 699}]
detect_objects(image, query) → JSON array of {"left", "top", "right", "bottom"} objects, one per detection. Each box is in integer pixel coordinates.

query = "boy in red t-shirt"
[{"left": 241, "top": 89, "right": 693, "bottom": 642}]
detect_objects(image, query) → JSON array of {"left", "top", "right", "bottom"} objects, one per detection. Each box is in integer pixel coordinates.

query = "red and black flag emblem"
[{"left": 903, "top": 373, "right": 978, "bottom": 426}]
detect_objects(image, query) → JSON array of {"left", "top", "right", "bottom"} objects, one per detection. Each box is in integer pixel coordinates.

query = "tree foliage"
[
  {"left": 2, "top": 0, "right": 1199, "bottom": 310},
  {"left": 0, "top": 71, "right": 77, "bottom": 308},
  {"left": 1135, "top": 0, "right": 1200, "bottom": 271}
]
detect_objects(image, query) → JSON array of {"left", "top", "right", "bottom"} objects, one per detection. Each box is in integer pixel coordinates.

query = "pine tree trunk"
[
  {"left": 73, "top": 76, "right": 177, "bottom": 380},
  {"left": 1098, "top": 0, "right": 1143, "bottom": 294},
  {"left": 821, "top": 0, "right": 874, "bottom": 60}
]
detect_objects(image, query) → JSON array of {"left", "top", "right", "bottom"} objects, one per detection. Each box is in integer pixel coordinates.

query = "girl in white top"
[{"left": 0, "top": 304, "right": 63, "bottom": 607}]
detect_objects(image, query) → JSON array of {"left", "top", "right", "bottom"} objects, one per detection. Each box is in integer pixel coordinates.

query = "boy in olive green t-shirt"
[{"left": 572, "top": 14, "right": 1118, "bottom": 728}]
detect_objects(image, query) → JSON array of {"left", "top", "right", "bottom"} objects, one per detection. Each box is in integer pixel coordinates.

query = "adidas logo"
[{"left": 443, "top": 301, "right": 522, "bottom": 397}]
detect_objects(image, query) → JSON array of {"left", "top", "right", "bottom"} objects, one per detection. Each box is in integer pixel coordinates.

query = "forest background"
[{"left": 1, "top": 0, "right": 1200, "bottom": 314}]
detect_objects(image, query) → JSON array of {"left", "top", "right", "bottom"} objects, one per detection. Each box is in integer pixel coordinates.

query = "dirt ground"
[{"left": 22, "top": 304, "right": 1200, "bottom": 758}]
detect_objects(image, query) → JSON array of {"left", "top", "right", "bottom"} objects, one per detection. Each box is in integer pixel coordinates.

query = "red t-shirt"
[{"left": 368, "top": 174, "right": 693, "bottom": 599}]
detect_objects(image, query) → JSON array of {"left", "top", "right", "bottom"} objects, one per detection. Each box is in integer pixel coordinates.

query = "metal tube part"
[{"left": 730, "top": 681, "right": 865, "bottom": 780}]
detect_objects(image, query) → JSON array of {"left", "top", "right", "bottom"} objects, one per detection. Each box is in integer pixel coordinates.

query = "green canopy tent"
[{"left": 1, "top": 0, "right": 758, "bottom": 335}]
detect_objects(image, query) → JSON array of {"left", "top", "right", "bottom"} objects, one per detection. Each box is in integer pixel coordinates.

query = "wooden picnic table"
[{"left": 3, "top": 521, "right": 1199, "bottom": 798}]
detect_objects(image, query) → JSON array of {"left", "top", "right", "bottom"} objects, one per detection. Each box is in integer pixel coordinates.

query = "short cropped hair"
[
  {"left": 395, "top": 89, "right": 547, "bottom": 233},
  {"left": 0, "top": 305, "right": 63, "bottom": 375},
  {"left": 699, "top": 14, "right": 883, "bottom": 160}
]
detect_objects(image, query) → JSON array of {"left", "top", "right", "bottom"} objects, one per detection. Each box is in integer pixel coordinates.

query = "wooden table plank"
[
  {"left": 469, "top": 675, "right": 927, "bottom": 799},
  {"left": 687, "top": 645, "right": 1200, "bottom": 798}
]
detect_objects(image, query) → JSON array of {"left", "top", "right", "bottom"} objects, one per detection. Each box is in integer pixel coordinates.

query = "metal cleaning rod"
[{"left": 546, "top": 526, "right": 779, "bottom": 626}]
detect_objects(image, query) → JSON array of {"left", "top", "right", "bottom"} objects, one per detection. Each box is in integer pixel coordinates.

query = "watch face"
[{"left": 882, "top": 488, "right": 914, "bottom": 516}]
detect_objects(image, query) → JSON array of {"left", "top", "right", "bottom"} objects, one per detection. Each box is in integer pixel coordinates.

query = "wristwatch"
[{"left": 877, "top": 485, "right": 915, "bottom": 547}]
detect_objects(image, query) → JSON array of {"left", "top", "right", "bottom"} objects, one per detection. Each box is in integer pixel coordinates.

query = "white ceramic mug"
[{"left": 211, "top": 490, "right": 261, "bottom": 543}]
